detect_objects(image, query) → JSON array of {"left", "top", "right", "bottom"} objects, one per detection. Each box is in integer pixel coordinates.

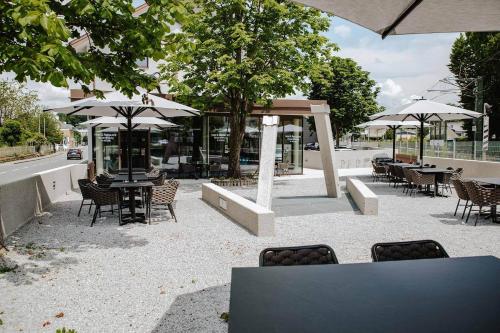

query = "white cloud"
[
  {"left": 378, "top": 79, "right": 403, "bottom": 97},
  {"left": 333, "top": 25, "right": 351, "bottom": 39},
  {"left": 1, "top": 72, "right": 70, "bottom": 108}
]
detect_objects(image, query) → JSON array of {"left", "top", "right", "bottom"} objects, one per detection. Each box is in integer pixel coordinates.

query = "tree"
[
  {"left": 0, "top": 120, "right": 23, "bottom": 146},
  {"left": 161, "top": 0, "right": 332, "bottom": 177},
  {"left": 308, "top": 56, "right": 382, "bottom": 146},
  {"left": 0, "top": 80, "right": 39, "bottom": 126},
  {"left": 449, "top": 32, "right": 500, "bottom": 140},
  {"left": 0, "top": 0, "right": 187, "bottom": 97}
]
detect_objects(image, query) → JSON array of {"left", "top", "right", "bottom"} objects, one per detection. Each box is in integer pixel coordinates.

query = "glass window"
[{"left": 94, "top": 128, "right": 120, "bottom": 174}]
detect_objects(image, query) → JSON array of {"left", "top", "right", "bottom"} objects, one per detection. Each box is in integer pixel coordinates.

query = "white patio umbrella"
[
  {"left": 292, "top": 0, "right": 500, "bottom": 38},
  {"left": 369, "top": 99, "right": 481, "bottom": 164},
  {"left": 356, "top": 120, "right": 431, "bottom": 161},
  {"left": 81, "top": 116, "right": 178, "bottom": 130},
  {"left": 46, "top": 90, "right": 199, "bottom": 181}
]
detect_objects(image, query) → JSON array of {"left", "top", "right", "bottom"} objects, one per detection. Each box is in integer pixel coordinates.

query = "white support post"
[
  {"left": 87, "top": 125, "right": 93, "bottom": 165},
  {"left": 256, "top": 116, "right": 280, "bottom": 209},
  {"left": 311, "top": 104, "right": 341, "bottom": 198}
]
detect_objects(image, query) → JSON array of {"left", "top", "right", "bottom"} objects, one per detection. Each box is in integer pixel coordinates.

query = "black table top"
[
  {"left": 471, "top": 177, "right": 500, "bottom": 186},
  {"left": 109, "top": 181, "right": 154, "bottom": 189},
  {"left": 414, "top": 168, "right": 453, "bottom": 174},
  {"left": 113, "top": 174, "right": 149, "bottom": 182},
  {"left": 229, "top": 256, "right": 500, "bottom": 333}
]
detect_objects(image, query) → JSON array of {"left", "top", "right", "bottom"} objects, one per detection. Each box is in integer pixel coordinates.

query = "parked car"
[
  {"left": 67, "top": 148, "right": 82, "bottom": 160},
  {"left": 304, "top": 142, "right": 319, "bottom": 151}
]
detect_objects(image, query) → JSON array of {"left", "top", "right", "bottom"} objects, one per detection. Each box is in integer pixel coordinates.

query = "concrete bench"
[
  {"left": 202, "top": 183, "right": 274, "bottom": 236},
  {"left": 346, "top": 177, "right": 378, "bottom": 215}
]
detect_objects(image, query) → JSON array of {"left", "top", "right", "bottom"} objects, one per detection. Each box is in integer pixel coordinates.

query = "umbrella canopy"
[
  {"left": 357, "top": 120, "right": 432, "bottom": 161},
  {"left": 81, "top": 116, "right": 178, "bottom": 130},
  {"left": 46, "top": 91, "right": 199, "bottom": 118},
  {"left": 46, "top": 90, "right": 199, "bottom": 182},
  {"left": 369, "top": 99, "right": 481, "bottom": 163},
  {"left": 292, "top": 0, "right": 500, "bottom": 38}
]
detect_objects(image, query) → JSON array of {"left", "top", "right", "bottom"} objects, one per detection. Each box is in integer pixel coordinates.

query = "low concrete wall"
[
  {"left": 202, "top": 183, "right": 274, "bottom": 236},
  {"left": 304, "top": 149, "right": 393, "bottom": 170},
  {"left": 346, "top": 177, "right": 378, "bottom": 215},
  {"left": 0, "top": 164, "right": 87, "bottom": 239},
  {"left": 423, "top": 157, "right": 500, "bottom": 178}
]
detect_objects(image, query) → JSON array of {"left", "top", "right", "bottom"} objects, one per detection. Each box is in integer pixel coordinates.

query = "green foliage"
[
  {"left": 73, "top": 130, "right": 81, "bottom": 145},
  {"left": 161, "top": 0, "right": 332, "bottom": 176},
  {"left": 0, "top": 0, "right": 188, "bottom": 97},
  {"left": 449, "top": 32, "right": 500, "bottom": 140},
  {"left": 56, "top": 328, "right": 77, "bottom": 333},
  {"left": 308, "top": 55, "right": 382, "bottom": 145},
  {"left": 58, "top": 114, "right": 86, "bottom": 127},
  {"left": 0, "top": 120, "right": 23, "bottom": 146}
]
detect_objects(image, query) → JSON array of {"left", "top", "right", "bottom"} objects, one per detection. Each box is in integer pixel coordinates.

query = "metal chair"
[
  {"left": 402, "top": 168, "right": 414, "bottom": 194},
  {"left": 259, "top": 244, "right": 338, "bottom": 266},
  {"left": 147, "top": 179, "right": 180, "bottom": 223},
  {"left": 371, "top": 240, "right": 449, "bottom": 262},
  {"left": 77, "top": 179, "right": 94, "bottom": 216},
  {"left": 372, "top": 162, "right": 387, "bottom": 182},
  {"left": 87, "top": 184, "right": 122, "bottom": 226}
]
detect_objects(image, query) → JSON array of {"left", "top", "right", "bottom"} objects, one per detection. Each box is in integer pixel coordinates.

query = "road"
[{"left": 0, "top": 147, "right": 88, "bottom": 185}]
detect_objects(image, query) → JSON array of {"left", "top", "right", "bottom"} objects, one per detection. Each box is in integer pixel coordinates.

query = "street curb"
[{"left": 13, "top": 151, "right": 65, "bottom": 164}]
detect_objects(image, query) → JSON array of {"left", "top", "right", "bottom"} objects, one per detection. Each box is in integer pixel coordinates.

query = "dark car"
[
  {"left": 304, "top": 142, "right": 319, "bottom": 151},
  {"left": 67, "top": 148, "right": 82, "bottom": 160}
]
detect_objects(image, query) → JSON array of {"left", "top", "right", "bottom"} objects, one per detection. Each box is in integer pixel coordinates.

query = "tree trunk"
[{"left": 227, "top": 110, "right": 246, "bottom": 178}]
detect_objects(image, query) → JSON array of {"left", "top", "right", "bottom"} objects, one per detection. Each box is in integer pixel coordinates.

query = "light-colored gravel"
[{"left": 1, "top": 174, "right": 499, "bottom": 332}]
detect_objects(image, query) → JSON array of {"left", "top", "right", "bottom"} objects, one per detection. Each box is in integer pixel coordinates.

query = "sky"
[{"left": 2, "top": 13, "right": 460, "bottom": 110}]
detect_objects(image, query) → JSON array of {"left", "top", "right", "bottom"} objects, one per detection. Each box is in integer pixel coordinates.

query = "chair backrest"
[
  {"left": 87, "top": 183, "right": 119, "bottom": 206},
  {"left": 87, "top": 161, "right": 96, "bottom": 181},
  {"left": 147, "top": 167, "right": 160, "bottom": 178},
  {"left": 464, "top": 180, "right": 495, "bottom": 206},
  {"left": 96, "top": 175, "right": 112, "bottom": 187},
  {"left": 151, "top": 179, "right": 180, "bottom": 204},
  {"left": 78, "top": 179, "right": 93, "bottom": 199},
  {"left": 455, "top": 168, "right": 464, "bottom": 176},
  {"left": 259, "top": 244, "right": 338, "bottom": 267},
  {"left": 402, "top": 168, "right": 413, "bottom": 182},
  {"left": 371, "top": 240, "right": 449, "bottom": 262},
  {"left": 451, "top": 178, "right": 469, "bottom": 201},
  {"left": 151, "top": 173, "right": 165, "bottom": 186}
]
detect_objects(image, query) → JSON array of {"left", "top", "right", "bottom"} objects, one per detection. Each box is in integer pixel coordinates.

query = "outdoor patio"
[{"left": 1, "top": 171, "right": 499, "bottom": 332}]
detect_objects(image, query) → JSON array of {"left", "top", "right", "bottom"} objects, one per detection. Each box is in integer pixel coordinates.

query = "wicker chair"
[
  {"left": 451, "top": 178, "right": 470, "bottom": 219},
  {"left": 438, "top": 172, "right": 453, "bottom": 194},
  {"left": 87, "top": 184, "right": 122, "bottom": 226},
  {"left": 147, "top": 179, "right": 180, "bottom": 223},
  {"left": 259, "top": 244, "right": 338, "bottom": 267},
  {"left": 371, "top": 240, "right": 449, "bottom": 262},
  {"left": 463, "top": 181, "right": 496, "bottom": 225},
  {"left": 77, "top": 179, "right": 94, "bottom": 216},
  {"left": 147, "top": 167, "right": 160, "bottom": 178},
  {"left": 372, "top": 162, "right": 387, "bottom": 182},
  {"left": 402, "top": 168, "right": 414, "bottom": 194},
  {"left": 409, "top": 170, "right": 435, "bottom": 196}
]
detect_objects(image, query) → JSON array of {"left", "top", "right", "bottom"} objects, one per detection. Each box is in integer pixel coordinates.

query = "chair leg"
[
  {"left": 462, "top": 200, "right": 469, "bottom": 219},
  {"left": 78, "top": 199, "right": 84, "bottom": 217},
  {"left": 91, "top": 205, "right": 99, "bottom": 227},
  {"left": 118, "top": 203, "right": 122, "bottom": 225},
  {"left": 466, "top": 204, "right": 473, "bottom": 223},
  {"left": 454, "top": 199, "right": 460, "bottom": 216},
  {"left": 168, "top": 204, "right": 177, "bottom": 222},
  {"left": 88, "top": 200, "right": 93, "bottom": 214},
  {"left": 475, "top": 206, "right": 482, "bottom": 226}
]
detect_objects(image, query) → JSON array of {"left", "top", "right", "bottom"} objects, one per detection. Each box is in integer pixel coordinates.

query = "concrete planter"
[{"left": 210, "top": 178, "right": 258, "bottom": 187}]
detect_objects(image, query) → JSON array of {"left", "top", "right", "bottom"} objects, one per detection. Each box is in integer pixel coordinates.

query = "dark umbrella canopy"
[{"left": 292, "top": 0, "right": 500, "bottom": 38}]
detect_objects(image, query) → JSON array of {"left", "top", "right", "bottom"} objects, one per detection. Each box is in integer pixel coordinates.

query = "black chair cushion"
[
  {"left": 372, "top": 240, "right": 449, "bottom": 262},
  {"left": 260, "top": 245, "right": 338, "bottom": 266}
]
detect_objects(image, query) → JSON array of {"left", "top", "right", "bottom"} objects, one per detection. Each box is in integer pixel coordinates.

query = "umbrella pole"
[
  {"left": 127, "top": 115, "right": 133, "bottom": 182},
  {"left": 392, "top": 126, "right": 396, "bottom": 162},
  {"left": 419, "top": 120, "right": 424, "bottom": 167}
]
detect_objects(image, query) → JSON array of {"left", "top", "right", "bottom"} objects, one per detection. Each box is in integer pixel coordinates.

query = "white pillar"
[
  {"left": 311, "top": 104, "right": 341, "bottom": 198},
  {"left": 256, "top": 116, "right": 279, "bottom": 210},
  {"left": 87, "top": 125, "right": 93, "bottom": 165}
]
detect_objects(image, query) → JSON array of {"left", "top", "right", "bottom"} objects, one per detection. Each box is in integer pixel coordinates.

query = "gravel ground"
[{"left": 1, "top": 174, "right": 499, "bottom": 332}]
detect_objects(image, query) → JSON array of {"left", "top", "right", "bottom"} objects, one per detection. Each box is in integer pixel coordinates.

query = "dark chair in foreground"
[
  {"left": 371, "top": 240, "right": 449, "bottom": 262},
  {"left": 147, "top": 179, "right": 180, "bottom": 223},
  {"left": 77, "top": 179, "right": 94, "bottom": 216},
  {"left": 259, "top": 244, "right": 338, "bottom": 267},
  {"left": 87, "top": 184, "right": 122, "bottom": 226},
  {"left": 96, "top": 174, "right": 113, "bottom": 188}
]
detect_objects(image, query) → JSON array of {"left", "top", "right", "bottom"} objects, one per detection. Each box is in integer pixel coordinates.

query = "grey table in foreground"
[{"left": 229, "top": 256, "right": 500, "bottom": 333}]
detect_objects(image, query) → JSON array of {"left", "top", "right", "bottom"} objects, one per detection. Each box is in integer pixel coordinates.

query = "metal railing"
[{"left": 352, "top": 140, "right": 500, "bottom": 162}]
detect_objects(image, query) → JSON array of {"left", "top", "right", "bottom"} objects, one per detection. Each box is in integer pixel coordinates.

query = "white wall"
[
  {"left": 304, "top": 149, "right": 393, "bottom": 170},
  {"left": 423, "top": 157, "right": 500, "bottom": 178}
]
